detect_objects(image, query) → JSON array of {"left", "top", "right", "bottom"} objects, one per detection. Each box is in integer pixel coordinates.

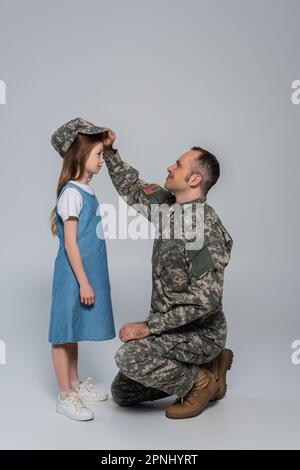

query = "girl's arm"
[{"left": 64, "top": 218, "right": 94, "bottom": 305}]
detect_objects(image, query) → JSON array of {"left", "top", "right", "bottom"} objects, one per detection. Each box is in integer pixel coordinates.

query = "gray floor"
[
  {"left": 1, "top": 339, "right": 299, "bottom": 450},
  {"left": 1, "top": 382, "right": 299, "bottom": 450}
]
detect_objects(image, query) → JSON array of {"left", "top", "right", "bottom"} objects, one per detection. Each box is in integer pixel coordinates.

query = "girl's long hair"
[{"left": 49, "top": 132, "right": 107, "bottom": 236}]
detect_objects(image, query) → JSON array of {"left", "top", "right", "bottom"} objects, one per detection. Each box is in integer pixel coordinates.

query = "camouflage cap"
[{"left": 51, "top": 117, "right": 109, "bottom": 158}]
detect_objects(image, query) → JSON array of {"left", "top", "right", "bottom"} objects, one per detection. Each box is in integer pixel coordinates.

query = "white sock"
[
  {"left": 60, "top": 389, "right": 73, "bottom": 400},
  {"left": 71, "top": 379, "right": 80, "bottom": 390}
]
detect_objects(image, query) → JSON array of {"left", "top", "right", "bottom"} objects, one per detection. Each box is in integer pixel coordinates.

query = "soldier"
[{"left": 103, "top": 130, "right": 234, "bottom": 419}]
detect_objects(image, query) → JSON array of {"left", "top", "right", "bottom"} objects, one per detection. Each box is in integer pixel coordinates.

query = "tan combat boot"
[
  {"left": 165, "top": 369, "right": 219, "bottom": 419},
  {"left": 203, "top": 348, "right": 234, "bottom": 401}
]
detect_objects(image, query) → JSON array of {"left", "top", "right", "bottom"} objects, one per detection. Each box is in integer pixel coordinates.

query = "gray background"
[{"left": 0, "top": 0, "right": 299, "bottom": 450}]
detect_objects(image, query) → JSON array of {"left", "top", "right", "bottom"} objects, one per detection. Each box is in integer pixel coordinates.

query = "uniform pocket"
[
  {"left": 152, "top": 239, "right": 191, "bottom": 292},
  {"left": 159, "top": 260, "right": 191, "bottom": 292},
  {"left": 151, "top": 333, "right": 189, "bottom": 356},
  {"left": 186, "top": 243, "right": 216, "bottom": 278}
]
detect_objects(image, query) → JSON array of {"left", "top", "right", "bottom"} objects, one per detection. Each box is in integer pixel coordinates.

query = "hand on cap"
[{"left": 103, "top": 129, "right": 116, "bottom": 151}]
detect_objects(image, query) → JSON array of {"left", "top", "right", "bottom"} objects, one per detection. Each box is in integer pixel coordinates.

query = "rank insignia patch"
[{"left": 143, "top": 184, "right": 161, "bottom": 195}]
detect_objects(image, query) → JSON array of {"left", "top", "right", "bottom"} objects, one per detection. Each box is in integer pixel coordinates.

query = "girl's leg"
[
  {"left": 68, "top": 342, "right": 79, "bottom": 389},
  {"left": 51, "top": 344, "right": 72, "bottom": 398}
]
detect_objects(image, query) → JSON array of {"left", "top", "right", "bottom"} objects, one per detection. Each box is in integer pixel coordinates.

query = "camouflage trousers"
[{"left": 111, "top": 332, "right": 223, "bottom": 406}]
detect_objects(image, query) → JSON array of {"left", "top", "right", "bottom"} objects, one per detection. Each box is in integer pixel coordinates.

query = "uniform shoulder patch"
[{"left": 142, "top": 183, "right": 162, "bottom": 195}]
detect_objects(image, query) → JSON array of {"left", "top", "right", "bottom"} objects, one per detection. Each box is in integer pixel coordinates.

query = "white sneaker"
[
  {"left": 56, "top": 391, "right": 95, "bottom": 421},
  {"left": 77, "top": 377, "right": 108, "bottom": 403}
]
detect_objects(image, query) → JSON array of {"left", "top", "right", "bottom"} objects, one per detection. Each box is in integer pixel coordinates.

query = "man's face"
[{"left": 164, "top": 150, "right": 201, "bottom": 193}]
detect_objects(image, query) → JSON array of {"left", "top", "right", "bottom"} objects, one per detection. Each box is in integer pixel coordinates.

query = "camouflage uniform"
[{"left": 104, "top": 149, "right": 233, "bottom": 404}]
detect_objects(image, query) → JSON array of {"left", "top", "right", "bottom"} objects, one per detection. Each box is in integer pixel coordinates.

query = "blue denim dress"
[{"left": 49, "top": 182, "right": 116, "bottom": 344}]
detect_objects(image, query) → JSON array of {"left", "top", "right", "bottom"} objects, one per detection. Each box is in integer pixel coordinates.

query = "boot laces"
[{"left": 185, "top": 374, "right": 211, "bottom": 402}]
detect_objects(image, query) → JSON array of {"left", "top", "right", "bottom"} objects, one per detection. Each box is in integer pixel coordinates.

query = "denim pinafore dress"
[{"left": 48, "top": 182, "right": 116, "bottom": 344}]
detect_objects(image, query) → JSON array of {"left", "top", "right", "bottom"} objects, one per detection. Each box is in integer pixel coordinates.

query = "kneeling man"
[{"left": 103, "top": 130, "right": 234, "bottom": 419}]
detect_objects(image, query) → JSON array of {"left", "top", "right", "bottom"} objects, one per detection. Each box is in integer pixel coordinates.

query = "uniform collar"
[
  {"left": 169, "top": 195, "right": 206, "bottom": 214},
  {"left": 163, "top": 196, "right": 205, "bottom": 244},
  {"left": 177, "top": 195, "right": 207, "bottom": 206}
]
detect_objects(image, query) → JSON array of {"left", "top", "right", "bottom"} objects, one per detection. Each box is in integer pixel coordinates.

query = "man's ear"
[{"left": 189, "top": 173, "right": 203, "bottom": 188}]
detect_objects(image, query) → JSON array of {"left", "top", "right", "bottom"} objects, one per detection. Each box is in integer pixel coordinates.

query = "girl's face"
[{"left": 85, "top": 142, "right": 104, "bottom": 174}]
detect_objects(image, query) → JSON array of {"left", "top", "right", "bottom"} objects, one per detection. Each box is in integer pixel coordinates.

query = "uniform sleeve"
[
  {"left": 146, "top": 269, "right": 223, "bottom": 334},
  {"left": 103, "top": 149, "right": 173, "bottom": 220},
  {"left": 57, "top": 188, "right": 83, "bottom": 222}
]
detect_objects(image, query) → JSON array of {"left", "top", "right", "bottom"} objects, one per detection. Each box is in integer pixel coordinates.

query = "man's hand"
[
  {"left": 102, "top": 129, "right": 116, "bottom": 151},
  {"left": 119, "top": 321, "right": 151, "bottom": 342}
]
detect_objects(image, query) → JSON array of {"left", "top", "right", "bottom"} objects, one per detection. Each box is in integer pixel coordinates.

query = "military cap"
[{"left": 51, "top": 117, "right": 109, "bottom": 157}]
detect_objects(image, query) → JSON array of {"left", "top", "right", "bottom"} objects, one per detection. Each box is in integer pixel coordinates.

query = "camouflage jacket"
[{"left": 103, "top": 150, "right": 233, "bottom": 341}]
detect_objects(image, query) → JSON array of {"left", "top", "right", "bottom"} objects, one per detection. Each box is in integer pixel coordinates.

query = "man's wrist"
[
  {"left": 103, "top": 146, "right": 117, "bottom": 157},
  {"left": 146, "top": 316, "right": 165, "bottom": 335}
]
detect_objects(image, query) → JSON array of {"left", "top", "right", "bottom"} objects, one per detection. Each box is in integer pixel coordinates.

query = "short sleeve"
[{"left": 57, "top": 188, "right": 83, "bottom": 222}]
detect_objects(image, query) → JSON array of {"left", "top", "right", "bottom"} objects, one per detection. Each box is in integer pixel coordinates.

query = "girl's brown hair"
[{"left": 49, "top": 132, "right": 107, "bottom": 236}]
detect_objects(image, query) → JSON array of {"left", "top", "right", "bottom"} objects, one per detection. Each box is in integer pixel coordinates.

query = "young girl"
[{"left": 49, "top": 117, "right": 116, "bottom": 421}]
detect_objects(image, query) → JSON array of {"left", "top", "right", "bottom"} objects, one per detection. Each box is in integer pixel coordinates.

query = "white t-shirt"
[{"left": 57, "top": 180, "right": 95, "bottom": 222}]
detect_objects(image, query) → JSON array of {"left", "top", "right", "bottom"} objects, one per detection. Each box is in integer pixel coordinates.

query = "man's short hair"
[{"left": 187, "top": 146, "right": 220, "bottom": 194}]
